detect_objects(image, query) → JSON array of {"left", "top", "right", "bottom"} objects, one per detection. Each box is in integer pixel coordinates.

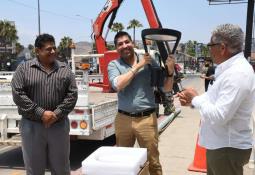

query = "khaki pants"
[
  {"left": 115, "top": 112, "right": 162, "bottom": 175},
  {"left": 206, "top": 147, "right": 252, "bottom": 175}
]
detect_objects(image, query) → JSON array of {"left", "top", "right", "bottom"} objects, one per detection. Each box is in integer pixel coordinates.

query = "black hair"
[
  {"left": 35, "top": 33, "right": 55, "bottom": 48},
  {"left": 114, "top": 31, "right": 132, "bottom": 46}
]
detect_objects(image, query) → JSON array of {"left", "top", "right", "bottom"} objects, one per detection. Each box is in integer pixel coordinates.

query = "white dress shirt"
[{"left": 192, "top": 52, "right": 255, "bottom": 149}]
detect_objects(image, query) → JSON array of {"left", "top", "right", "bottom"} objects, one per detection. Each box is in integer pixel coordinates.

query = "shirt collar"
[
  {"left": 30, "top": 58, "right": 41, "bottom": 67},
  {"left": 30, "top": 58, "right": 66, "bottom": 70},
  {"left": 214, "top": 52, "right": 244, "bottom": 78}
]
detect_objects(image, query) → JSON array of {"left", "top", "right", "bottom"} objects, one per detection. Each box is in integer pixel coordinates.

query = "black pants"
[{"left": 206, "top": 147, "right": 252, "bottom": 175}]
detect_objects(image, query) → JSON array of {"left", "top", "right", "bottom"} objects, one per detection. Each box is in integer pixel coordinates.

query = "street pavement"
[
  {"left": 0, "top": 137, "right": 115, "bottom": 175},
  {"left": 159, "top": 75, "right": 254, "bottom": 175},
  {"left": 0, "top": 75, "right": 254, "bottom": 175}
]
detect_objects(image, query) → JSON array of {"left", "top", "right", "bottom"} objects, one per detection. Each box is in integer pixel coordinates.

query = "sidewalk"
[{"left": 159, "top": 77, "right": 254, "bottom": 175}]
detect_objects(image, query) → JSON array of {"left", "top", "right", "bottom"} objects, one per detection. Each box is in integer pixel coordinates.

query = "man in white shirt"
[{"left": 177, "top": 24, "right": 255, "bottom": 175}]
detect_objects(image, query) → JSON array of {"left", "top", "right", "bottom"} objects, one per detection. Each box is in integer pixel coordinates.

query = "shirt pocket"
[{"left": 55, "top": 76, "right": 69, "bottom": 93}]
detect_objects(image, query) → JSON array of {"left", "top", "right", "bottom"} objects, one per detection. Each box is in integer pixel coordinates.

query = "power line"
[
  {"left": 208, "top": 0, "right": 248, "bottom": 5},
  {"left": 208, "top": 2, "right": 247, "bottom": 5},
  {"left": 7, "top": 0, "right": 35, "bottom": 9},
  {"left": 6, "top": 0, "right": 92, "bottom": 22}
]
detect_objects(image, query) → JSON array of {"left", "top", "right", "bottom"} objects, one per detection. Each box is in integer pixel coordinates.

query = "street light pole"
[{"left": 37, "top": 0, "right": 41, "bottom": 35}]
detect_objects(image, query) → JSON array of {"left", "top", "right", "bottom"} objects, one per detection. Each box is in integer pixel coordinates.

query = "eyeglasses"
[{"left": 207, "top": 43, "right": 221, "bottom": 47}]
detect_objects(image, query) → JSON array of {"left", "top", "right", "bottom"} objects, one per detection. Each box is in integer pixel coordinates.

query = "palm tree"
[
  {"left": 127, "top": 19, "right": 143, "bottom": 45},
  {"left": 58, "top": 36, "right": 73, "bottom": 61},
  {"left": 0, "top": 20, "right": 18, "bottom": 70},
  {"left": 111, "top": 22, "right": 124, "bottom": 33},
  {"left": 0, "top": 20, "right": 18, "bottom": 53}
]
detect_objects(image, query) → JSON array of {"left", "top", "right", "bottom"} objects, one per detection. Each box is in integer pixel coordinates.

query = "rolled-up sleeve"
[{"left": 108, "top": 61, "right": 121, "bottom": 91}]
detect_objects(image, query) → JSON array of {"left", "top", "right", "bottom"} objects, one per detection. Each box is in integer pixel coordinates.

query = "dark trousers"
[
  {"left": 206, "top": 147, "right": 252, "bottom": 175},
  {"left": 20, "top": 118, "right": 70, "bottom": 175}
]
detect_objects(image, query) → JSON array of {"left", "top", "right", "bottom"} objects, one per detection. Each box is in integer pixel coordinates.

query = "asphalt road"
[
  {"left": 0, "top": 76, "right": 197, "bottom": 175},
  {"left": 0, "top": 136, "right": 115, "bottom": 174}
]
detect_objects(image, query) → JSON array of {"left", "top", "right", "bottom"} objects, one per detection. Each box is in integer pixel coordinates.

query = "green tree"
[
  {"left": 106, "top": 44, "right": 115, "bottom": 51},
  {"left": 0, "top": 20, "right": 19, "bottom": 70},
  {"left": 28, "top": 44, "right": 35, "bottom": 59},
  {"left": 127, "top": 19, "right": 143, "bottom": 45},
  {"left": 185, "top": 40, "right": 196, "bottom": 57},
  {"left": 201, "top": 44, "right": 210, "bottom": 57},
  {"left": 111, "top": 22, "right": 124, "bottom": 33},
  {"left": 178, "top": 43, "right": 186, "bottom": 53},
  {"left": 15, "top": 42, "right": 24, "bottom": 55},
  {"left": 0, "top": 20, "right": 18, "bottom": 53},
  {"left": 58, "top": 36, "right": 73, "bottom": 61}
]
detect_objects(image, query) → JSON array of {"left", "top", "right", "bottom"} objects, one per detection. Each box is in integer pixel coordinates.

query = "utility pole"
[
  {"left": 37, "top": 0, "right": 41, "bottom": 35},
  {"left": 90, "top": 19, "right": 94, "bottom": 53},
  {"left": 244, "top": 0, "right": 254, "bottom": 59}
]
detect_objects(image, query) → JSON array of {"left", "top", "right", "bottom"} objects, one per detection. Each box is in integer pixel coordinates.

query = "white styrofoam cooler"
[{"left": 82, "top": 146, "right": 147, "bottom": 175}]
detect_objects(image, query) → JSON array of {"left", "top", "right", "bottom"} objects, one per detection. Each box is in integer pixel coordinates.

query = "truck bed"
[{"left": 88, "top": 88, "right": 117, "bottom": 105}]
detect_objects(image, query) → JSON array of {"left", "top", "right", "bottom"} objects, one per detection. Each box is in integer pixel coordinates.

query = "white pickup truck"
[
  {"left": 0, "top": 51, "right": 180, "bottom": 145},
  {"left": 0, "top": 69, "right": 118, "bottom": 145}
]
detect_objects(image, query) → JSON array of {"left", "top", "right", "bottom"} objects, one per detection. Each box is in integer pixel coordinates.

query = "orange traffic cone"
[{"left": 188, "top": 135, "right": 207, "bottom": 173}]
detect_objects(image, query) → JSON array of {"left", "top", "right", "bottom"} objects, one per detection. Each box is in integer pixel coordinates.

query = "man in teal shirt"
[{"left": 108, "top": 31, "right": 175, "bottom": 175}]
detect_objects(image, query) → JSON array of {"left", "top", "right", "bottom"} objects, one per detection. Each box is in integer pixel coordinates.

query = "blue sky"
[{"left": 0, "top": 0, "right": 247, "bottom": 46}]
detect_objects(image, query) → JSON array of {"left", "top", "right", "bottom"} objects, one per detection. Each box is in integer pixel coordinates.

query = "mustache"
[
  {"left": 121, "top": 48, "right": 134, "bottom": 53},
  {"left": 122, "top": 48, "right": 131, "bottom": 51}
]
